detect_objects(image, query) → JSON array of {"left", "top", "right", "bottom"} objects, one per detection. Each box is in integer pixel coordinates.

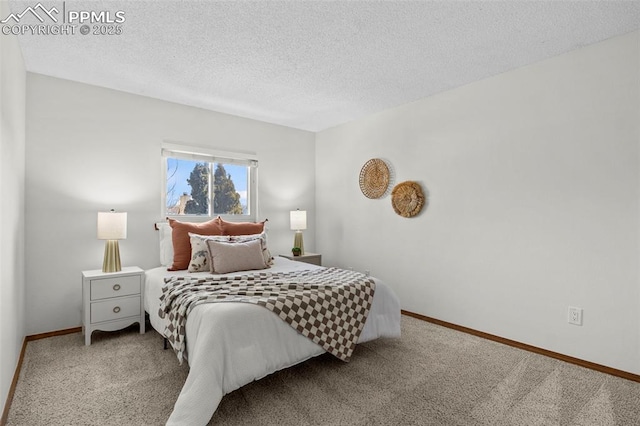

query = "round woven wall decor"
[
  {"left": 391, "top": 181, "right": 425, "bottom": 218},
  {"left": 359, "top": 158, "right": 390, "bottom": 199}
]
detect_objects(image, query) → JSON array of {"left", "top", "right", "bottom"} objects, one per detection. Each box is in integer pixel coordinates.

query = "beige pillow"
[
  {"left": 207, "top": 239, "right": 267, "bottom": 274},
  {"left": 227, "top": 232, "right": 273, "bottom": 266},
  {"left": 188, "top": 234, "right": 232, "bottom": 272},
  {"left": 188, "top": 232, "right": 272, "bottom": 272}
]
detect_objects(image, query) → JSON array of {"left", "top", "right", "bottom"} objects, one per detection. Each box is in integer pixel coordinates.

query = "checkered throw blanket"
[{"left": 159, "top": 268, "right": 376, "bottom": 364}]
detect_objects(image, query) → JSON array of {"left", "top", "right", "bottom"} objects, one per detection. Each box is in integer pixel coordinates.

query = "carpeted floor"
[{"left": 6, "top": 315, "right": 640, "bottom": 425}]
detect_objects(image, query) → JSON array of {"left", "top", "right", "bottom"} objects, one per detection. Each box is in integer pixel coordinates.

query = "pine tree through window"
[{"left": 163, "top": 145, "right": 257, "bottom": 220}]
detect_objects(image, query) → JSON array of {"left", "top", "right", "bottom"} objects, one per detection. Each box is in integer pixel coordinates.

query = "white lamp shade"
[
  {"left": 290, "top": 210, "right": 307, "bottom": 231},
  {"left": 97, "top": 211, "right": 127, "bottom": 240}
]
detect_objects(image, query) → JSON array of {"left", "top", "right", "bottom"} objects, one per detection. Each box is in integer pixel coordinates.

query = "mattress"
[{"left": 145, "top": 257, "right": 401, "bottom": 425}]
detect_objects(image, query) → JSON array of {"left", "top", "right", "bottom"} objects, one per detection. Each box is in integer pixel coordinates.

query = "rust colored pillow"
[
  {"left": 168, "top": 217, "right": 223, "bottom": 270},
  {"left": 220, "top": 218, "right": 266, "bottom": 236}
]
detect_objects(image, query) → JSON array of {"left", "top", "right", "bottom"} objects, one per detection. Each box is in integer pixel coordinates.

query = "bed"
[{"left": 147, "top": 219, "right": 401, "bottom": 425}]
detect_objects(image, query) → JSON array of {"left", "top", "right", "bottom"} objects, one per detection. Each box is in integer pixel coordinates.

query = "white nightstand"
[
  {"left": 280, "top": 252, "right": 322, "bottom": 266},
  {"left": 82, "top": 266, "right": 145, "bottom": 346}
]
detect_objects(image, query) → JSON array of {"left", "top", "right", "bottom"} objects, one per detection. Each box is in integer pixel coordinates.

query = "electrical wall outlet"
[{"left": 568, "top": 306, "right": 583, "bottom": 326}]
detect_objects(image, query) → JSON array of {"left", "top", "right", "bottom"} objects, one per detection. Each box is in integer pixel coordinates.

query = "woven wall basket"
[
  {"left": 359, "top": 158, "right": 390, "bottom": 199},
  {"left": 391, "top": 181, "right": 425, "bottom": 218}
]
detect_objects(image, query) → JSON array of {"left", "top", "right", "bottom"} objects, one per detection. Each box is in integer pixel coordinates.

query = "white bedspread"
[{"left": 145, "top": 257, "right": 401, "bottom": 426}]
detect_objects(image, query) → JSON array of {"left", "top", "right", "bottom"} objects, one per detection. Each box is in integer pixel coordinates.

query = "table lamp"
[
  {"left": 290, "top": 209, "right": 307, "bottom": 255},
  {"left": 97, "top": 209, "right": 127, "bottom": 272}
]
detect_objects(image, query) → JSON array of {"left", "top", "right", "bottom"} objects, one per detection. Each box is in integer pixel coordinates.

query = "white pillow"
[
  {"left": 158, "top": 222, "right": 174, "bottom": 267},
  {"left": 206, "top": 239, "right": 267, "bottom": 274}
]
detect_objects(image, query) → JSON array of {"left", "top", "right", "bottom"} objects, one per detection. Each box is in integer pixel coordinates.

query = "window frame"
[{"left": 161, "top": 142, "right": 258, "bottom": 222}]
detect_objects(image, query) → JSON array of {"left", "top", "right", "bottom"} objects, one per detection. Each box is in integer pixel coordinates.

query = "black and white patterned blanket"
[{"left": 159, "top": 268, "right": 376, "bottom": 364}]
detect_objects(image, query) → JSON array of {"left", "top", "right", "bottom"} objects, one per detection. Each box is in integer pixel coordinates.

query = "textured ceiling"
[{"left": 8, "top": 1, "right": 640, "bottom": 131}]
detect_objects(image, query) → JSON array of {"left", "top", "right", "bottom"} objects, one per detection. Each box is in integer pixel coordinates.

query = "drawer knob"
[
  {"left": 113, "top": 306, "right": 121, "bottom": 313},
  {"left": 113, "top": 284, "right": 121, "bottom": 291}
]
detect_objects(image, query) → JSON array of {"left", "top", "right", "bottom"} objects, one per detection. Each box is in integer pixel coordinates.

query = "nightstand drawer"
[
  {"left": 90, "top": 275, "right": 140, "bottom": 300},
  {"left": 91, "top": 296, "right": 141, "bottom": 323}
]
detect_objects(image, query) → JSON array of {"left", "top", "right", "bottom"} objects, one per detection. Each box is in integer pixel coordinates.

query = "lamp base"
[
  {"left": 293, "top": 231, "right": 304, "bottom": 256},
  {"left": 102, "top": 240, "right": 122, "bottom": 273}
]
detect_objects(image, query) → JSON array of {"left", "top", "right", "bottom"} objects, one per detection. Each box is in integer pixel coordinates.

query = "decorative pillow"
[
  {"left": 188, "top": 232, "right": 272, "bottom": 272},
  {"left": 188, "top": 233, "right": 233, "bottom": 272},
  {"left": 157, "top": 222, "right": 174, "bottom": 267},
  {"left": 206, "top": 239, "right": 267, "bottom": 274},
  {"left": 229, "top": 232, "right": 273, "bottom": 266},
  {"left": 168, "top": 217, "right": 223, "bottom": 271},
  {"left": 220, "top": 218, "right": 266, "bottom": 236}
]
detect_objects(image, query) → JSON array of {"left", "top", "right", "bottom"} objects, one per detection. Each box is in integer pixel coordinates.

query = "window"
[{"left": 162, "top": 143, "right": 258, "bottom": 221}]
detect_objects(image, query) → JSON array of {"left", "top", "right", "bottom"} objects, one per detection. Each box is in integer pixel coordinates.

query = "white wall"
[
  {"left": 316, "top": 31, "right": 640, "bottom": 374},
  {"left": 25, "top": 75, "right": 315, "bottom": 335},
  {"left": 0, "top": 0, "right": 27, "bottom": 414}
]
